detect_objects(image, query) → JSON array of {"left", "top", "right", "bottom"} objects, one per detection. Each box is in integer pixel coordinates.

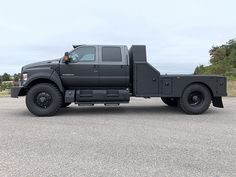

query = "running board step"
[
  {"left": 104, "top": 103, "right": 120, "bottom": 106},
  {"left": 78, "top": 104, "right": 94, "bottom": 106}
]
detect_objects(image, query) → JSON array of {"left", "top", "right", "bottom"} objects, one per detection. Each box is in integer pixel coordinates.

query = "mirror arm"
[{"left": 63, "top": 52, "right": 70, "bottom": 64}]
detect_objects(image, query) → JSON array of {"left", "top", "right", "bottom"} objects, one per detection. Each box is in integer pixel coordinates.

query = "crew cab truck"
[{"left": 11, "top": 45, "right": 227, "bottom": 116}]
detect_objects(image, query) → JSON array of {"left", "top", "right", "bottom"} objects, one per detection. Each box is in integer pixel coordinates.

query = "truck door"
[
  {"left": 60, "top": 46, "right": 99, "bottom": 88},
  {"left": 98, "top": 46, "right": 129, "bottom": 87}
]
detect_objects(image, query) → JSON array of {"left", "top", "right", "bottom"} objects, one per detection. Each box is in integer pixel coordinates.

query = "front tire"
[
  {"left": 61, "top": 103, "right": 71, "bottom": 108},
  {"left": 26, "top": 83, "right": 63, "bottom": 116},
  {"left": 179, "top": 84, "right": 211, "bottom": 114}
]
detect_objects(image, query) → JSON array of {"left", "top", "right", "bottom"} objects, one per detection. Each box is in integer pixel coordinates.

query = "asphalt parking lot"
[{"left": 0, "top": 97, "right": 235, "bottom": 177}]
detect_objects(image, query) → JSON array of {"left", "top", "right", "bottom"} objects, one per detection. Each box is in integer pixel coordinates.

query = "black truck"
[{"left": 11, "top": 45, "right": 227, "bottom": 116}]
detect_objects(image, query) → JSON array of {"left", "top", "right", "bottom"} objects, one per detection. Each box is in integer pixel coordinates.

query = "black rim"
[
  {"left": 188, "top": 91, "right": 204, "bottom": 106},
  {"left": 34, "top": 92, "right": 52, "bottom": 109}
]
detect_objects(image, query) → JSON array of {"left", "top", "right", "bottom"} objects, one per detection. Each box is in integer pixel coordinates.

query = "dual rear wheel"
[{"left": 161, "top": 84, "right": 212, "bottom": 114}]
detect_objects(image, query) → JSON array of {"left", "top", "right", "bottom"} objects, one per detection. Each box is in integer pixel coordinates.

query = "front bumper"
[{"left": 11, "top": 86, "right": 24, "bottom": 98}]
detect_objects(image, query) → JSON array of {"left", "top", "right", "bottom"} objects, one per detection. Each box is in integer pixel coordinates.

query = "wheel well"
[
  {"left": 183, "top": 82, "right": 214, "bottom": 99},
  {"left": 26, "top": 79, "right": 61, "bottom": 93}
]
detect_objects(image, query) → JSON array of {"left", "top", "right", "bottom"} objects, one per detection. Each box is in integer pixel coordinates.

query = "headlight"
[{"left": 22, "top": 73, "right": 28, "bottom": 81}]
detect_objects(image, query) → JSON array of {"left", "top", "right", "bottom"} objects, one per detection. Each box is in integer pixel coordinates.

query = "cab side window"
[
  {"left": 102, "top": 47, "right": 122, "bottom": 62},
  {"left": 69, "top": 47, "right": 96, "bottom": 63}
]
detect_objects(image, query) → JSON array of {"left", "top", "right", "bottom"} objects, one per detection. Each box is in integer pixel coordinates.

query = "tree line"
[
  {"left": 194, "top": 39, "right": 236, "bottom": 80},
  {"left": 0, "top": 73, "right": 21, "bottom": 82},
  {"left": 0, "top": 73, "right": 21, "bottom": 92}
]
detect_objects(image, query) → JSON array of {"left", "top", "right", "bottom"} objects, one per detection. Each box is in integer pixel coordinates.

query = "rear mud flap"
[{"left": 212, "top": 97, "right": 224, "bottom": 108}]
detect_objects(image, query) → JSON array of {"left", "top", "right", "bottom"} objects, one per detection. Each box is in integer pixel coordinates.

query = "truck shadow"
[
  {"left": 56, "top": 105, "right": 215, "bottom": 117},
  {"left": 58, "top": 105, "right": 179, "bottom": 115},
  {"left": 17, "top": 105, "right": 217, "bottom": 118}
]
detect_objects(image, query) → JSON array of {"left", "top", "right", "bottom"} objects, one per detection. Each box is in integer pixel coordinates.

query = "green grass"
[
  {"left": 0, "top": 90, "right": 10, "bottom": 97},
  {"left": 227, "top": 80, "right": 236, "bottom": 96}
]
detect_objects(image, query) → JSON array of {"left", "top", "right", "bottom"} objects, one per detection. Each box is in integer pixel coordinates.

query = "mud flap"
[
  {"left": 212, "top": 97, "right": 224, "bottom": 108},
  {"left": 11, "top": 86, "right": 24, "bottom": 98}
]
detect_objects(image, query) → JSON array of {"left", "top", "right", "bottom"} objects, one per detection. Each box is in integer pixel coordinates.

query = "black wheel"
[
  {"left": 26, "top": 83, "right": 63, "bottom": 116},
  {"left": 161, "top": 97, "right": 178, "bottom": 107},
  {"left": 61, "top": 102, "right": 71, "bottom": 108},
  {"left": 179, "top": 84, "right": 211, "bottom": 114}
]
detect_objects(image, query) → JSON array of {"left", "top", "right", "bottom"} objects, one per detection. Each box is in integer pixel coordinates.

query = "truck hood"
[{"left": 22, "top": 59, "right": 60, "bottom": 72}]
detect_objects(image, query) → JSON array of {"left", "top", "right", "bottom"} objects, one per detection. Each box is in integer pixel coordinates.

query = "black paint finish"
[{"left": 11, "top": 45, "right": 227, "bottom": 109}]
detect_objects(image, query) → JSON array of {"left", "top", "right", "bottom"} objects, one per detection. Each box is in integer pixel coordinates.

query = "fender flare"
[
  {"left": 24, "top": 70, "right": 64, "bottom": 93},
  {"left": 50, "top": 71, "right": 64, "bottom": 92}
]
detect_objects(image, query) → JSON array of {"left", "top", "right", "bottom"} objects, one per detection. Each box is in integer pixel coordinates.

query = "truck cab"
[
  {"left": 11, "top": 45, "right": 227, "bottom": 116},
  {"left": 60, "top": 45, "right": 129, "bottom": 88}
]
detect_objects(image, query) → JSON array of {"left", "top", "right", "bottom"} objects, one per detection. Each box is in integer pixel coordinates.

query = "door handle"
[{"left": 93, "top": 65, "right": 98, "bottom": 72}]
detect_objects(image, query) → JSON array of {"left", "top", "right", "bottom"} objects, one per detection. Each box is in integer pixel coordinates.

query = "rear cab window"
[
  {"left": 102, "top": 47, "right": 122, "bottom": 62},
  {"left": 99, "top": 46, "right": 129, "bottom": 65}
]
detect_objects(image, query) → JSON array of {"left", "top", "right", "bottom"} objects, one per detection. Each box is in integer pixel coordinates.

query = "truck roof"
[
  {"left": 72, "top": 45, "right": 84, "bottom": 49},
  {"left": 72, "top": 45, "right": 128, "bottom": 49}
]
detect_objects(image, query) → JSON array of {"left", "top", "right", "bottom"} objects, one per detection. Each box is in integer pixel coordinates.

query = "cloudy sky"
[{"left": 0, "top": 0, "right": 235, "bottom": 74}]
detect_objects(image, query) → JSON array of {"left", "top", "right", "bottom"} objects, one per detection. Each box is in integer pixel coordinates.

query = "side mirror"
[{"left": 63, "top": 52, "right": 70, "bottom": 64}]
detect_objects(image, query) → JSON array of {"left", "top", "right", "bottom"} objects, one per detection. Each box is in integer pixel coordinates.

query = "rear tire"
[
  {"left": 26, "top": 83, "right": 63, "bottom": 116},
  {"left": 179, "top": 84, "right": 211, "bottom": 114},
  {"left": 161, "top": 97, "right": 178, "bottom": 107}
]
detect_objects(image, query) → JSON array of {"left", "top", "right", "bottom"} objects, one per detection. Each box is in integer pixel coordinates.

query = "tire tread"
[
  {"left": 179, "top": 84, "right": 211, "bottom": 114},
  {"left": 26, "top": 83, "right": 63, "bottom": 116}
]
